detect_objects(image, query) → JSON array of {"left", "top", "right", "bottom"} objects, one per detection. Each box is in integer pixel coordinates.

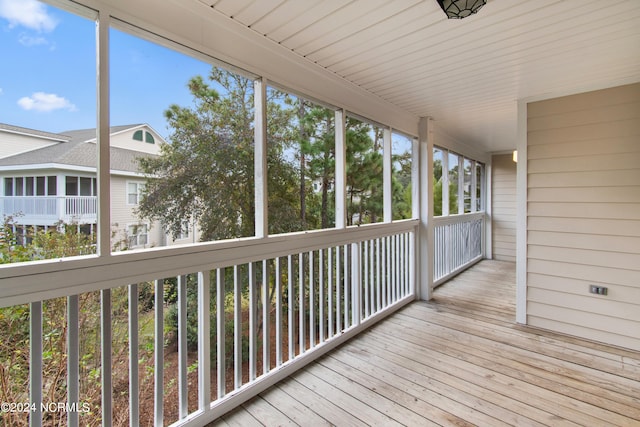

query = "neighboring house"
[{"left": 0, "top": 123, "right": 197, "bottom": 249}]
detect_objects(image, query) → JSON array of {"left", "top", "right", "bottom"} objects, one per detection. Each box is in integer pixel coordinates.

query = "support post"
[
  {"left": 335, "top": 109, "right": 346, "bottom": 229},
  {"left": 418, "top": 117, "right": 435, "bottom": 300},
  {"left": 254, "top": 78, "right": 268, "bottom": 238},
  {"left": 96, "top": 8, "right": 111, "bottom": 257}
]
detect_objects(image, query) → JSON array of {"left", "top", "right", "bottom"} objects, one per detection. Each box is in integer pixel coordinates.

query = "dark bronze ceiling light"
[{"left": 437, "top": 0, "right": 486, "bottom": 19}]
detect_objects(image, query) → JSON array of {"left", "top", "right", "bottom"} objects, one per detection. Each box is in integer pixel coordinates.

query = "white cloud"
[
  {"left": 0, "top": 0, "right": 58, "bottom": 32},
  {"left": 18, "top": 92, "right": 76, "bottom": 112},
  {"left": 18, "top": 33, "right": 50, "bottom": 47}
]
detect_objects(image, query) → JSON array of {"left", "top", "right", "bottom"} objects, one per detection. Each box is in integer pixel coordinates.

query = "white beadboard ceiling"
[{"left": 197, "top": 0, "right": 640, "bottom": 152}]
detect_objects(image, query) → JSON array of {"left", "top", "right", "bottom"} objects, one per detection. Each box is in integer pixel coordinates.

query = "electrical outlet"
[{"left": 589, "top": 285, "right": 608, "bottom": 296}]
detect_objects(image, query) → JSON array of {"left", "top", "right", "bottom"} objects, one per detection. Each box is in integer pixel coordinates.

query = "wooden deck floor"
[{"left": 212, "top": 260, "right": 640, "bottom": 426}]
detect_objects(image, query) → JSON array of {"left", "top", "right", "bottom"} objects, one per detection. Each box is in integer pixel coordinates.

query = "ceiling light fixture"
[{"left": 437, "top": 0, "right": 486, "bottom": 19}]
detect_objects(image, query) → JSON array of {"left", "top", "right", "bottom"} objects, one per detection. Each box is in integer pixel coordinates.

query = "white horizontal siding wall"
[
  {"left": 110, "top": 176, "right": 165, "bottom": 249},
  {"left": 527, "top": 83, "right": 640, "bottom": 351},
  {"left": 0, "top": 132, "right": 59, "bottom": 159},
  {"left": 491, "top": 154, "right": 516, "bottom": 262}
]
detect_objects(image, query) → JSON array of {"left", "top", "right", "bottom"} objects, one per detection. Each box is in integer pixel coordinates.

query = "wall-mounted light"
[
  {"left": 512, "top": 150, "right": 518, "bottom": 163},
  {"left": 437, "top": 0, "right": 486, "bottom": 19}
]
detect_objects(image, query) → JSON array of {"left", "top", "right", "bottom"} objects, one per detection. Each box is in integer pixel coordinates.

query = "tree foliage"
[
  {"left": 137, "top": 67, "right": 413, "bottom": 240},
  {"left": 137, "top": 69, "right": 300, "bottom": 241}
]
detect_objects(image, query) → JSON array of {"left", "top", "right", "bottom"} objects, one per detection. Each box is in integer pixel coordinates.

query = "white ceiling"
[{"left": 195, "top": 0, "right": 640, "bottom": 153}]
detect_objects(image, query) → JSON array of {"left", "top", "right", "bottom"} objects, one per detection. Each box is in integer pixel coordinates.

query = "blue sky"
[{"left": 0, "top": 0, "right": 212, "bottom": 139}]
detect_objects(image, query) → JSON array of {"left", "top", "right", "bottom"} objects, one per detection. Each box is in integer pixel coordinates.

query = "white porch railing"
[
  {"left": 0, "top": 196, "right": 98, "bottom": 225},
  {"left": 0, "top": 220, "right": 416, "bottom": 427},
  {"left": 433, "top": 212, "right": 484, "bottom": 285}
]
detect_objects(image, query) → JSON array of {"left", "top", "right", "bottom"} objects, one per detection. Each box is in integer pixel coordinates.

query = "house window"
[
  {"left": 177, "top": 221, "right": 189, "bottom": 240},
  {"left": 4, "top": 176, "right": 58, "bottom": 196},
  {"left": 16, "top": 177, "right": 24, "bottom": 196},
  {"left": 4, "top": 178, "right": 13, "bottom": 196},
  {"left": 127, "top": 223, "right": 149, "bottom": 247},
  {"left": 127, "top": 182, "right": 144, "bottom": 205},
  {"left": 133, "top": 130, "right": 154, "bottom": 144},
  {"left": 36, "top": 177, "right": 46, "bottom": 196},
  {"left": 66, "top": 176, "right": 96, "bottom": 196},
  {"left": 26, "top": 177, "right": 34, "bottom": 196},
  {"left": 48, "top": 176, "right": 57, "bottom": 196}
]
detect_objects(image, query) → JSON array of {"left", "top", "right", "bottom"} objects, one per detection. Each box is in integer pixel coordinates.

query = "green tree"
[
  {"left": 346, "top": 119, "right": 383, "bottom": 225},
  {"left": 299, "top": 105, "right": 336, "bottom": 229},
  {"left": 137, "top": 68, "right": 299, "bottom": 241},
  {"left": 392, "top": 151, "right": 412, "bottom": 220}
]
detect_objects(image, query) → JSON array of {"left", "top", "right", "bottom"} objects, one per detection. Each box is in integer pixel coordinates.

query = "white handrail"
[
  {"left": 9, "top": 222, "right": 416, "bottom": 427},
  {"left": 0, "top": 220, "right": 418, "bottom": 308},
  {"left": 433, "top": 212, "right": 484, "bottom": 285}
]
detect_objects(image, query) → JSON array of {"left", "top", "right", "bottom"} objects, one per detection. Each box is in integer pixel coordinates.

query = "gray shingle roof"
[
  {"left": 0, "top": 124, "right": 155, "bottom": 173},
  {"left": 0, "top": 122, "right": 70, "bottom": 142}
]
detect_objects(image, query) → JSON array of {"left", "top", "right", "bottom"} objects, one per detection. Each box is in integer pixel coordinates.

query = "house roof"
[
  {"left": 0, "top": 124, "right": 155, "bottom": 173},
  {"left": 0, "top": 122, "right": 71, "bottom": 142},
  {"left": 60, "top": 124, "right": 145, "bottom": 144}
]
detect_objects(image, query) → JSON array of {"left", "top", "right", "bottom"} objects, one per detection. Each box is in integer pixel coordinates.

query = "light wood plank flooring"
[{"left": 213, "top": 260, "right": 640, "bottom": 426}]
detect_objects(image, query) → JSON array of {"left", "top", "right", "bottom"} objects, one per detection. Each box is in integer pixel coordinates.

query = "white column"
[
  {"left": 96, "top": 9, "right": 111, "bottom": 256},
  {"left": 335, "top": 109, "right": 347, "bottom": 229},
  {"left": 458, "top": 155, "right": 464, "bottom": 214},
  {"left": 254, "top": 78, "right": 268, "bottom": 238},
  {"left": 198, "top": 270, "right": 211, "bottom": 410},
  {"left": 418, "top": 117, "right": 434, "bottom": 300},
  {"left": 484, "top": 160, "right": 493, "bottom": 259},
  {"left": 410, "top": 137, "right": 420, "bottom": 297}
]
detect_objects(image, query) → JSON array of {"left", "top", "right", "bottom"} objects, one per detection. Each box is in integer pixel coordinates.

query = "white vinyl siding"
[
  {"left": 491, "top": 154, "right": 516, "bottom": 262},
  {"left": 111, "top": 176, "right": 164, "bottom": 249},
  {"left": 0, "top": 132, "right": 59, "bottom": 159},
  {"left": 526, "top": 82, "right": 640, "bottom": 351}
]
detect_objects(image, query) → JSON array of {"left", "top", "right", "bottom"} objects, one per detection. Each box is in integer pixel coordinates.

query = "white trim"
[
  {"left": 0, "top": 164, "right": 95, "bottom": 173},
  {"left": 516, "top": 99, "right": 528, "bottom": 324},
  {"left": 0, "top": 163, "right": 149, "bottom": 178}
]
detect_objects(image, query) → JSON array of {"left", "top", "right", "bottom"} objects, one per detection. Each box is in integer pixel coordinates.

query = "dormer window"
[{"left": 133, "top": 129, "right": 155, "bottom": 144}]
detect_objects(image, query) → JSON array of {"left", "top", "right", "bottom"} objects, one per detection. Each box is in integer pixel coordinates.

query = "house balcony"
[
  {"left": 0, "top": 196, "right": 98, "bottom": 226},
  {"left": 218, "top": 260, "right": 640, "bottom": 426},
  {"left": 0, "top": 213, "right": 637, "bottom": 427}
]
